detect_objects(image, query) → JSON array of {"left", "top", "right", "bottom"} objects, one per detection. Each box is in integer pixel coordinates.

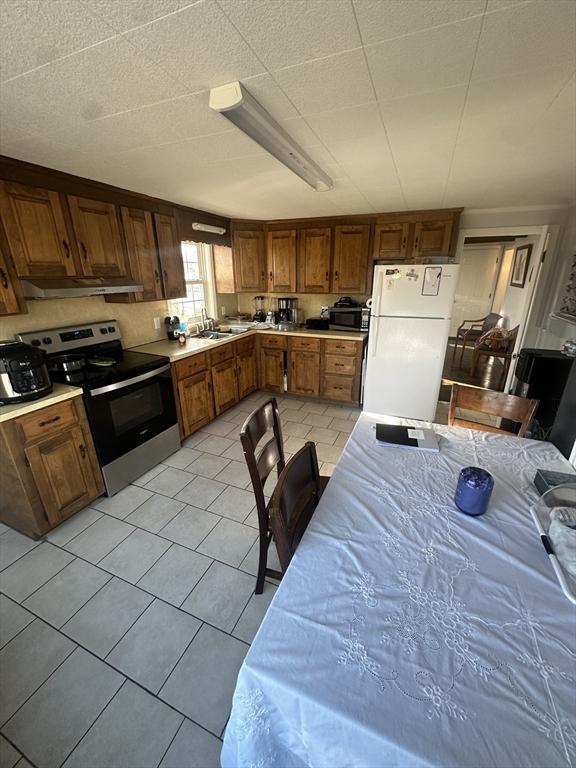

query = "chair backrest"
[
  {"left": 448, "top": 384, "right": 539, "bottom": 437},
  {"left": 240, "top": 398, "right": 285, "bottom": 533},
  {"left": 269, "top": 442, "right": 322, "bottom": 571},
  {"left": 482, "top": 313, "right": 502, "bottom": 332}
]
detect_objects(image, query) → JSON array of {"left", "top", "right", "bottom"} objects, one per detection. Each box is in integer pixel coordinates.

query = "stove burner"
[{"left": 87, "top": 356, "right": 116, "bottom": 367}]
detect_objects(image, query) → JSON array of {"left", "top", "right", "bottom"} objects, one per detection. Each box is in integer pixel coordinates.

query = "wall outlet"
[{"left": 153, "top": 317, "right": 161, "bottom": 330}]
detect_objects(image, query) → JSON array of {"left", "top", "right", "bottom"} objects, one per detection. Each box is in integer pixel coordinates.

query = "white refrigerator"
[{"left": 364, "top": 264, "right": 460, "bottom": 421}]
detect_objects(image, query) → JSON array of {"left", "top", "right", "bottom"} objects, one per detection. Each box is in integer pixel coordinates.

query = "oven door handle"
[{"left": 88, "top": 364, "right": 171, "bottom": 397}]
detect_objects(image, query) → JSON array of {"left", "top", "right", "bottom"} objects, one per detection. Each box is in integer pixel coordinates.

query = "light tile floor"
[{"left": 0, "top": 390, "right": 360, "bottom": 768}]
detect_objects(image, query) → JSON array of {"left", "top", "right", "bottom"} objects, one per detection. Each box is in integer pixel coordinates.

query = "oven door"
[
  {"left": 329, "top": 308, "right": 362, "bottom": 331},
  {"left": 83, "top": 365, "right": 177, "bottom": 466}
]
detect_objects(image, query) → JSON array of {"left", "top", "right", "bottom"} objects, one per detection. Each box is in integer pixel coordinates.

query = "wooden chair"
[
  {"left": 448, "top": 384, "right": 539, "bottom": 437},
  {"left": 269, "top": 442, "right": 327, "bottom": 572},
  {"left": 452, "top": 312, "right": 502, "bottom": 366},
  {"left": 470, "top": 325, "right": 518, "bottom": 389},
  {"left": 240, "top": 398, "right": 285, "bottom": 594}
]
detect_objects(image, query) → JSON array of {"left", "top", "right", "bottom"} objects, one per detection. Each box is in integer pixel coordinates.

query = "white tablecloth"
[{"left": 222, "top": 415, "right": 576, "bottom": 768}]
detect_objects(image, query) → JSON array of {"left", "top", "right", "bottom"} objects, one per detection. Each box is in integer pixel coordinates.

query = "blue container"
[{"left": 455, "top": 466, "right": 494, "bottom": 516}]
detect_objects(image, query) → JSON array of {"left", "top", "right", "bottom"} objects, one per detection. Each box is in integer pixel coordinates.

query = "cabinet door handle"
[
  {"left": 0, "top": 267, "right": 8, "bottom": 289},
  {"left": 80, "top": 241, "right": 88, "bottom": 260},
  {"left": 79, "top": 444, "right": 86, "bottom": 459},
  {"left": 62, "top": 239, "right": 71, "bottom": 258},
  {"left": 38, "top": 415, "right": 61, "bottom": 427}
]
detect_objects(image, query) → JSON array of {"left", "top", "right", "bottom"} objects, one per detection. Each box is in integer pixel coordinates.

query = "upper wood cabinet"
[
  {"left": 412, "top": 219, "right": 453, "bottom": 260},
  {"left": 0, "top": 182, "right": 77, "bottom": 277},
  {"left": 297, "top": 227, "right": 331, "bottom": 293},
  {"left": 233, "top": 229, "right": 266, "bottom": 292},
  {"left": 0, "top": 220, "right": 27, "bottom": 316},
  {"left": 213, "top": 245, "right": 235, "bottom": 294},
  {"left": 373, "top": 222, "right": 410, "bottom": 261},
  {"left": 332, "top": 224, "right": 370, "bottom": 293},
  {"left": 120, "top": 207, "right": 162, "bottom": 301},
  {"left": 154, "top": 212, "right": 186, "bottom": 299},
  {"left": 67, "top": 195, "right": 127, "bottom": 277},
  {"left": 267, "top": 229, "right": 297, "bottom": 293}
]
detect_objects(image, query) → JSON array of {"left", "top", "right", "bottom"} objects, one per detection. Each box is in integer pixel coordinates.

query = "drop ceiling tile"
[
  {"left": 353, "top": 0, "right": 485, "bottom": 45},
  {"left": 0, "top": 34, "right": 187, "bottom": 138},
  {"left": 365, "top": 16, "right": 482, "bottom": 101},
  {"left": 273, "top": 49, "right": 374, "bottom": 114},
  {"left": 0, "top": 0, "right": 115, "bottom": 82},
  {"left": 305, "top": 102, "right": 384, "bottom": 146},
  {"left": 217, "top": 0, "right": 361, "bottom": 69},
  {"left": 472, "top": 1, "right": 576, "bottom": 82},
  {"left": 122, "top": 0, "right": 265, "bottom": 94},
  {"left": 87, "top": 0, "right": 199, "bottom": 33}
]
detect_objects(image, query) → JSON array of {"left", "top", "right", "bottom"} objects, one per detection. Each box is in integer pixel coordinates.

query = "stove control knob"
[
  {"left": 108, "top": 326, "right": 116, "bottom": 333},
  {"left": 43, "top": 337, "right": 52, "bottom": 345},
  {"left": 100, "top": 328, "right": 108, "bottom": 334},
  {"left": 30, "top": 339, "right": 41, "bottom": 346}
]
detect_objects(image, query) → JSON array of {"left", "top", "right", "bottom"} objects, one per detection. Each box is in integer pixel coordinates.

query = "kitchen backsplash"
[
  {"left": 0, "top": 297, "right": 170, "bottom": 348},
  {"left": 235, "top": 293, "right": 369, "bottom": 320}
]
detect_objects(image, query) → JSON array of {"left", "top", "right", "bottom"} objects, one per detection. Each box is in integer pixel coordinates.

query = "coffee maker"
[{"left": 277, "top": 297, "right": 300, "bottom": 329}]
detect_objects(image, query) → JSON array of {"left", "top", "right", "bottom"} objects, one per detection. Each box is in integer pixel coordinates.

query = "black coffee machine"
[{"left": 165, "top": 316, "right": 181, "bottom": 341}]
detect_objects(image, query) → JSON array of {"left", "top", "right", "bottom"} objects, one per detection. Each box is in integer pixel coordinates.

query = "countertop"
[
  {"left": 0, "top": 383, "right": 82, "bottom": 423},
  {"left": 131, "top": 328, "right": 367, "bottom": 363}
]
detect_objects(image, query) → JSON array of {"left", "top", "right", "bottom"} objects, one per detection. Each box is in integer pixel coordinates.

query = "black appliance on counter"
[
  {"left": 512, "top": 348, "right": 574, "bottom": 438},
  {"left": 18, "top": 321, "right": 179, "bottom": 496},
  {"left": 0, "top": 340, "right": 52, "bottom": 404},
  {"left": 550, "top": 358, "right": 576, "bottom": 460}
]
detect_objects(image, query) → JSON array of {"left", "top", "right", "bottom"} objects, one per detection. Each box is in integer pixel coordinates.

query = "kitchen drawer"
[
  {"left": 323, "top": 354, "right": 356, "bottom": 375},
  {"left": 259, "top": 334, "right": 288, "bottom": 350},
  {"left": 173, "top": 352, "right": 208, "bottom": 380},
  {"left": 17, "top": 399, "right": 79, "bottom": 443},
  {"left": 209, "top": 342, "right": 235, "bottom": 366},
  {"left": 324, "top": 339, "right": 360, "bottom": 356},
  {"left": 289, "top": 336, "right": 321, "bottom": 352},
  {"left": 235, "top": 336, "right": 255, "bottom": 357},
  {"left": 321, "top": 374, "right": 356, "bottom": 403}
]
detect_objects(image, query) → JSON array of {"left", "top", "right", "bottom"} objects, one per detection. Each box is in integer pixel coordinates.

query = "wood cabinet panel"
[
  {"left": 0, "top": 221, "right": 26, "bottom": 315},
  {"left": 289, "top": 350, "right": 320, "bottom": 396},
  {"left": 412, "top": 219, "right": 453, "bottom": 260},
  {"left": 154, "top": 212, "right": 186, "bottom": 299},
  {"left": 297, "top": 227, "right": 331, "bottom": 292},
  {"left": 213, "top": 245, "right": 235, "bottom": 294},
  {"left": 233, "top": 230, "right": 265, "bottom": 292},
  {"left": 121, "top": 207, "right": 162, "bottom": 301},
  {"left": 0, "top": 182, "right": 76, "bottom": 277},
  {"left": 67, "top": 195, "right": 126, "bottom": 276},
  {"left": 373, "top": 222, "right": 410, "bottom": 261},
  {"left": 236, "top": 339, "right": 258, "bottom": 400},
  {"left": 267, "top": 229, "right": 297, "bottom": 293},
  {"left": 24, "top": 424, "right": 102, "bottom": 527},
  {"left": 177, "top": 371, "right": 214, "bottom": 437},
  {"left": 332, "top": 224, "right": 370, "bottom": 293},
  {"left": 211, "top": 358, "right": 238, "bottom": 415},
  {"left": 260, "top": 348, "right": 285, "bottom": 393}
]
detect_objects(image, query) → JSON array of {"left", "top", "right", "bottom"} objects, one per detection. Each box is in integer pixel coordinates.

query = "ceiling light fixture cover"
[
  {"left": 192, "top": 222, "right": 227, "bottom": 235},
  {"left": 209, "top": 81, "right": 333, "bottom": 192}
]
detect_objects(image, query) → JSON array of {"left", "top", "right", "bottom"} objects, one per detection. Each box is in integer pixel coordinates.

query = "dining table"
[{"left": 221, "top": 413, "right": 576, "bottom": 768}]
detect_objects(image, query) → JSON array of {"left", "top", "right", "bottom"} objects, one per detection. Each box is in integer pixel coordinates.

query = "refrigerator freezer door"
[
  {"left": 371, "top": 264, "right": 459, "bottom": 319},
  {"left": 363, "top": 316, "right": 450, "bottom": 421}
]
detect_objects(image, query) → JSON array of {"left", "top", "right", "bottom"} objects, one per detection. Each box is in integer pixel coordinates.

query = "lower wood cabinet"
[
  {"left": 177, "top": 371, "right": 214, "bottom": 437},
  {"left": 211, "top": 358, "right": 238, "bottom": 415},
  {"left": 0, "top": 397, "right": 104, "bottom": 539}
]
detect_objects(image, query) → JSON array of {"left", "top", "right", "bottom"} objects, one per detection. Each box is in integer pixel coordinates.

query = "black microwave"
[{"left": 329, "top": 307, "right": 370, "bottom": 332}]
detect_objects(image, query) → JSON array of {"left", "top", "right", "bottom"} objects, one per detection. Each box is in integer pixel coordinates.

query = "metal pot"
[{"left": 48, "top": 353, "right": 86, "bottom": 372}]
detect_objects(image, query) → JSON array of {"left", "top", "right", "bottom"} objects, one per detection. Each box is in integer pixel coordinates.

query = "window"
[{"left": 169, "top": 242, "right": 217, "bottom": 324}]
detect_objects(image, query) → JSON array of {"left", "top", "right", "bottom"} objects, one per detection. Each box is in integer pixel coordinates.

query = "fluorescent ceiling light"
[
  {"left": 192, "top": 222, "right": 227, "bottom": 235},
  {"left": 209, "top": 81, "right": 333, "bottom": 192}
]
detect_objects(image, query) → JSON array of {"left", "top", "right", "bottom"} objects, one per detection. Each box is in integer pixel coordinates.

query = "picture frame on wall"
[{"left": 510, "top": 244, "right": 532, "bottom": 288}]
